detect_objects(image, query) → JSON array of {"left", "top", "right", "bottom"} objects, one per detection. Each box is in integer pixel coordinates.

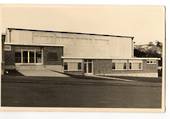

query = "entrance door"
[
  {"left": 21, "top": 50, "right": 39, "bottom": 64},
  {"left": 15, "top": 47, "right": 42, "bottom": 65},
  {"left": 29, "top": 51, "right": 35, "bottom": 63},
  {"left": 23, "top": 51, "right": 28, "bottom": 63},
  {"left": 84, "top": 59, "right": 93, "bottom": 75}
]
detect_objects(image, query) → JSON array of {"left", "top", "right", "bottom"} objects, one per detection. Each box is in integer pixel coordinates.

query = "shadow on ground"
[{"left": 4, "top": 69, "right": 24, "bottom": 76}]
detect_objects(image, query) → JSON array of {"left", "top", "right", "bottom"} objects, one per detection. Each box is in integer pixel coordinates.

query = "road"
[{"left": 1, "top": 75, "right": 162, "bottom": 108}]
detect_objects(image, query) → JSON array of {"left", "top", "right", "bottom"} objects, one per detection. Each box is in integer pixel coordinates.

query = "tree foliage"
[
  {"left": 134, "top": 41, "right": 162, "bottom": 67},
  {"left": 134, "top": 41, "right": 162, "bottom": 58}
]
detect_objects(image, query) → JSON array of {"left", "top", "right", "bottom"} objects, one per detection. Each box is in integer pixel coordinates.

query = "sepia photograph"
[{"left": 0, "top": 4, "right": 165, "bottom": 111}]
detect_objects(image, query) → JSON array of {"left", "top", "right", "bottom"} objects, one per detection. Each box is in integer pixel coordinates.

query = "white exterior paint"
[
  {"left": 7, "top": 29, "right": 133, "bottom": 59},
  {"left": 64, "top": 59, "right": 83, "bottom": 63},
  {"left": 3, "top": 28, "right": 159, "bottom": 78}
]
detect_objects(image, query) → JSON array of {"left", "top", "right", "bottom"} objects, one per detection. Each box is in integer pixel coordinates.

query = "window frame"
[
  {"left": 123, "top": 63, "right": 127, "bottom": 69},
  {"left": 112, "top": 62, "right": 116, "bottom": 70},
  {"left": 15, "top": 48, "right": 43, "bottom": 65},
  {"left": 112, "top": 61, "right": 143, "bottom": 71},
  {"left": 147, "top": 60, "right": 157, "bottom": 64},
  {"left": 77, "top": 62, "right": 82, "bottom": 70},
  {"left": 64, "top": 62, "right": 68, "bottom": 71}
]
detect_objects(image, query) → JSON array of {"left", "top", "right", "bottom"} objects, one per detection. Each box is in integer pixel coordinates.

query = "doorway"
[
  {"left": 15, "top": 47, "right": 43, "bottom": 65},
  {"left": 23, "top": 50, "right": 36, "bottom": 63},
  {"left": 84, "top": 59, "right": 93, "bottom": 75}
]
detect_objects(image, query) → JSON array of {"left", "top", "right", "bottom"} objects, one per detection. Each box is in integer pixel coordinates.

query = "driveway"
[{"left": 17, "top": 69, "right": 69, "bottom": 77}]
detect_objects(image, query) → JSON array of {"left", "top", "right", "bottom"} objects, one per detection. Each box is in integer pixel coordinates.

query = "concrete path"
[
  {"left": 92, "top": 75, "right": 162, "bottom": 87},
  {"left": 17, "top": 69, "right": 69, "bottom": 77}
]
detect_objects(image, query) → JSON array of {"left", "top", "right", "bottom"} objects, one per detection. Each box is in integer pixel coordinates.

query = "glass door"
[
  {"left": 15, "top": 47, "right": 43, "bottom": 65},
  {"left": 29, "top": 51, "right": 35, "bottom": 63},
  {"left": 84, "top": 59, "right": 93, "bottom": 75},
  {"left": 23, "top": 51, "right": 28, "bottom": 63}
]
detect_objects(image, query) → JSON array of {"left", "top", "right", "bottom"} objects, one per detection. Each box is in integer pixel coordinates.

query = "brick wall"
[
  {"left": 43, "top": 46, "right": 63, "bottom": 65},
  {"left": 93, "top": 59, "right": 158, "bottom": 75},
  {"left": 4, "top": 46, "right": 15, "bottom": 66},
  {"left": 111, "top": 60, "right": 158, "bottom": 74},
  {"left": 93, "top": 59, "right": 112, "bottom": 74}
]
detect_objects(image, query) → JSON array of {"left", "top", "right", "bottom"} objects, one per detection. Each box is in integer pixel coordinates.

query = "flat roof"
[
  {"left": 8, "top": 28, "right": 134, "bottom": 39},
  {"left": 4, "top": 43, "right": 64, "bottom": 47},
  {"left": 62, "top": 56, "right": 160, "bottom": 60}
]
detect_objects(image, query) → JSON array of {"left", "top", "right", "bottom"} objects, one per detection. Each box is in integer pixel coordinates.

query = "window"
[
  {"left": 129, "top": 63, "right": 132, "bottom": 69},
  {"left": 64, "top": 62, "right": 68, "bottom": 71},
  {"left": 112, "top": 63, "right": 115, "bottom": 69},
  {"left": 15, "top": 48, "right": 42, "bottom": 64},
  {"left": 15, "top": 52, "right": 21, "bottom": 63},
  {"left": 23, "top": 51, "right": 28, "bottom": 63},
  {"left": 78, "top": 62, "right": 82, "bottom": 70},
  {"left": 123, "top": 63, "right": 127, "bottom": 69},
  {"left": 29, "top": 51, "right": 34, "bottom": 63},
  {"left": 36, "top": 50, "right": 42, "bottom": 63},
  {"left": 147, "top": 60, "right": 156, "bottom": 64},
  {"left": 139, "top": 63, "right": 142, "bottom": 69}
]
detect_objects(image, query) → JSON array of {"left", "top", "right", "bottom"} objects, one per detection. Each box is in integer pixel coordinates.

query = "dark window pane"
[
  {"left": 15, "top": 52, "right": 21, "bottom": 63},
  {"left": 30, "top": 51, "right": 34, "bottom": 63},
  {"left": 112, "top": 63, "right": 115, "bottom": 69},
  {"left": 78, "top": 63, "right": 82, "bottom": 70},
  {"left": 23, "top": 51, "right": 28, "bottom": 63},
  {"left": 84, "top": 59, "right": 92, "bottom": 62},
  {"left": 123, "top": 63, "right": 127, "bottom": 69},
  {"left": 64, "top": 62, "right": 68, "bottom": 70},
  {"left": 88, "top": 59, "right": 92, "bottom": 62},
  {"left": 84, "top": 63, "right": 87, "bottom": 73},
  {"left": 88, "top": 62, "right": 92, "bottom": 73},
  {"left": 129, "top": 63, "right": 132, "bottom": 69},
  {"left": 36, "top": 51, "right": 42, "bottom": 63},
  {"left": 139, "top": 63, "right": 142, "bottom": 69}
]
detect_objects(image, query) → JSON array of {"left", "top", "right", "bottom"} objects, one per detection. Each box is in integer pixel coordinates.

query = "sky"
[{"left": 0, "top": 5, "right": 165, "bottom": 45}]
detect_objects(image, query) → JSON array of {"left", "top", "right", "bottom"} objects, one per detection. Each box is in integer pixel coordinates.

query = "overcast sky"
[{"left": 0, "top": 5, "right": 165, "bottom": 45}]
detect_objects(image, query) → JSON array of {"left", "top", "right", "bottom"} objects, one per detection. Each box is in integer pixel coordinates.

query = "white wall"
[{"left": 7, "top": 29, "right": 133, "bottom": 59}]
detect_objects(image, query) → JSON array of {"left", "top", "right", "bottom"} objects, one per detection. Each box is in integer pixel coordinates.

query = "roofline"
[
  {"left": 62, "top": 56, "right": 160, "bottom": 60},
  {"left": 7, "top": 28, "right": 134, "bottom": 39},
  {"left": 4, "top": 43, "right": 64, "bottom": 47}
]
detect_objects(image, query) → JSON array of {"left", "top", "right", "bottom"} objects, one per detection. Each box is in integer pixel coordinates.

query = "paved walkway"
[
  {"left": 17, "top": 69, "right": 69, "bottom": 77},
  {"left": 93, "top": 75, "right": 134, "bottom": 82},
  {"left": 92, "top": 75, "right": 162, "bottom": 87}
]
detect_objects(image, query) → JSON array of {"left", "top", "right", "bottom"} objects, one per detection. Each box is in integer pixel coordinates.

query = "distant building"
[{"left": 2, "top": 28, "right": 159, "bottom": 77}]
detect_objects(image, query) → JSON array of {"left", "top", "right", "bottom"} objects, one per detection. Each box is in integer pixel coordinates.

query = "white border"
[{"left": 0, "top": 1, "right": 168, "bottom": 119}]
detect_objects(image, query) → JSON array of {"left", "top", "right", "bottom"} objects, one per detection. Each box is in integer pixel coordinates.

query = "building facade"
[{"left": 2, "top": 28, "right": 159, "bottom": 77}]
